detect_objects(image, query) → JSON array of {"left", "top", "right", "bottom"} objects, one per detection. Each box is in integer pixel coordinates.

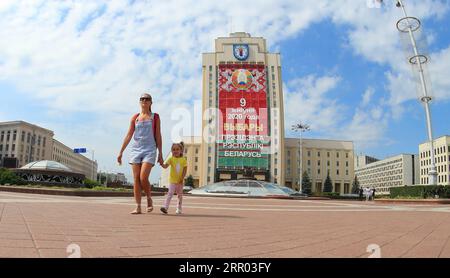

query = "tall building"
[
  {"left": 201, "top": 32, "right": 285, "bottom": 185},
  {"left": 355, "top": 154, "right": 420, "bottom": 195},
  {"left": 419, "top": 135, "right": 450, "bottom": 185},
  {"left": 161, "top": 33, "right": 355, "bottom": 192},
  {"left": 0, "top": 121, "right": 97, "bottom": 179}
]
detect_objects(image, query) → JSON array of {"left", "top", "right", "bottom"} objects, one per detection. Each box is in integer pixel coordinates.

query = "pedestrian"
[
  {"left": 359, "top": 188, "right": 363, "bottom": 200},
  {"left": 117, "top": 93, "right": 163, "bottom": 214},
  {"left": 160, "top": 142, "right": 187, "bottom": 215},
  {"left": 371, "top": 187, "right": 376, "bottom": 201},
  {"left": 365, "top": 187, "right": 371, "bottom": 202}
]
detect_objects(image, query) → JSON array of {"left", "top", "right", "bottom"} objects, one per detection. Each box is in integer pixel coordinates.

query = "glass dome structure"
[
  {"left": 21, "top": 160, "right": 72, "bottom": 172},
  {"left": 189, "top": 179, "right": 305, "bottom": 198}
]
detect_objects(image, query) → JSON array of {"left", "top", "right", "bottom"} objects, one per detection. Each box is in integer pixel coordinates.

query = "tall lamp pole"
[
  {"left": 292, "top": 123, "right": 310, "bottom": 192},
  {"left": 394, "top": 0, "right": 437, "bottom": 185}
]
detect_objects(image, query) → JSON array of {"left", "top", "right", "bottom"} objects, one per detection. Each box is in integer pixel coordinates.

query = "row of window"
[
  {"left": 286, "top": 168, "right": 349, "bottom": 177},
  {"left": 287, "top": 159, "right": 350, "bottom": 167},
  {"left": 421, "top": 164, "right": 449, "bottom": 175},
  {"left": 287, "top": 150, "right": 350, "bottom": 159},
  {"left": 420, "top": 146, "right": 450, "bottom": 158},
  {"left": 0, "top": 130, "right": 47, "bottom": 147},
  {"left": 421, "top": 155, "right": 450, "bottom": 166}
]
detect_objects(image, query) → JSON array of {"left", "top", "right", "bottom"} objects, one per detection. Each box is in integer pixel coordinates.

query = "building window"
[
  {"left": 346, "top": 153, "right": 349, "bottom": 158},
  {"left": 336, "top": 152, "right": 340, "bottom": 158},
  {"left": 274, "top": 168, "right": 278, "bottom": 176},
  {"left": 13, "top": 130, "right": 17, "bottom": 141},
  {"left": 337, "top": 170, "right": 340, "bottom": 175},
  {"left": 195, "top": 166, "right": 198, "bottom": 171},
  {"left": 6, "top": 131, "right": 10, "bottom": 141},
  {"left": 317, "top": 151, "right": 320, "bottom": 157},
  {"left": 195, "top": 157, "right": 198, "bottom": 162},
  {"left": 318, "top": 169, "right": 321, "bottom": 175},
  {"left": 307, "top": 160, "right": 311, "bottom": 166},
  {"left": 327, "top": 161, "right": 330, "bottom": 166},
  {"left": 275, "top": 158, "right": 277, "bottom": 165},
  {"left": 346, "top": 161, "right": 349, "bottom": 167},
  {"left": 195, "top": 148, "right": 198, "bottom": 154},
  {"left": 307, "top": 151, "right": 311, "bottom": 157},
  {"left": 12, "top": 144, "right": 15, "bottom": 152},
  {"left": 43, "top": 137, "right": 46, "bottom": 147},
  {"left": 21, "top": 131, "right": 25, "bottom": 142},
  {"left": 337, "top": 161, "right": 339, "bottom": 167},
  {"left": 208, "top": 157, "right": 211, "bottom": 163},
  {"left": 318, "top": 160, "right": 321, "bottom": 166},
  {"left": 346, "top": 169, "right": 349, "bottom": 176},
  {"left": 27, "top": 133, "right": 31, "bottom": 143},
  {"left": 327, "top": 152, "right": 330, "bottom": 158},
  {"left": 6, "top": 145, "right": 9, "bottom": 151}
]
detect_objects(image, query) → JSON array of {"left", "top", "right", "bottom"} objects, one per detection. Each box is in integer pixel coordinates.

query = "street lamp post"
[
  {"left": 394, "top": 0, "right": 437, "bottom": 185},
  {"left": 292, "top": 123, "right": 310, "bottom": 192}
]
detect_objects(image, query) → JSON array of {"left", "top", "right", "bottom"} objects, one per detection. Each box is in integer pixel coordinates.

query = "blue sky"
[{"left": 0, "top": 0, "right": 449, "bottom": 183}]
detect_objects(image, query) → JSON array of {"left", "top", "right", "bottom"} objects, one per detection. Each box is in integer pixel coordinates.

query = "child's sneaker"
[
  {"left": 160, "top": 207, "right": 168, "bottom": 214},
  {"left": 176, "top": 208, "right": 182, "bottom": 214}
]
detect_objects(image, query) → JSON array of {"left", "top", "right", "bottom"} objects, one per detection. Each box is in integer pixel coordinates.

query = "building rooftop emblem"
[{"left": 233, "top": 44, "right": 249, "bottom": 61}]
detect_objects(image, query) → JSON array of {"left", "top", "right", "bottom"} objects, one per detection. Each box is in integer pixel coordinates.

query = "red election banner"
[{"left": 217, "top": 63, "right": 269, "bottom": 169}]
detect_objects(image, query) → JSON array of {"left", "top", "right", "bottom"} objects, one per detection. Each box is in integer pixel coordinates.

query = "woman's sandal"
[
  {"left": 130, "top": 206, "right": 142, "bottom": 215},
  {"left": 147, "top": 198, "right": 153, "bottom": 213}
]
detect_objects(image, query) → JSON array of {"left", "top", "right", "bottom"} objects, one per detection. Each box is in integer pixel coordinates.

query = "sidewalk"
[{"left": 1, "top": 192, "right": 450, "bottom": 258}]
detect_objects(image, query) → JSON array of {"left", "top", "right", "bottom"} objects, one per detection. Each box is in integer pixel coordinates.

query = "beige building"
[
  {"left": 52, "top": 139, "right": 97, "bottom": 180},
  {"left": 284, "top": 138, "right": 354, "bottom": 194},
  {"left": 419, "top": 135, "right": 450, "bottom": 185},
  {"left": 200, "top": 32, "right": 285, "bottom": 185},
  {"left": 355, "top": 154, "right": 420, "bottom": 195},
  {"left": 0, "top": 121, "right": 97, "bottom": 180}
]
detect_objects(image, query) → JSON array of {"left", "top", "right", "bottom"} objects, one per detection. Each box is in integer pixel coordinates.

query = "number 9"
[{"left": 240, "top": 98, "right": 246, "bottom": 107}]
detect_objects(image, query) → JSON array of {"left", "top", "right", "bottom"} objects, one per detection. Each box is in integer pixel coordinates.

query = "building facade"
[
  {"left": 52, "top": 139, "right": 97, "bottom": 180},
  {"left": 419, "top": 135, "right": 450, "bottom": 185},
  {"left": 0, "top": 121, "right": 97, "bottom": 180},
  {"left": 284, "top": 138, "right": 354, "bottom": 194},
  {"left": 0, "top": 121, "right": 53, "bottom": 167},
  {"left": 201, "top": 32, "right": 285, "bottom": 185},
  {"left": 355, "top": 154, "right": 419, "bottom": 195}
]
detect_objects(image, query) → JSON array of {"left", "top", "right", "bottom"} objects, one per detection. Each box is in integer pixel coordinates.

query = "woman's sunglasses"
[{"left": 140, "top": 97, "right": 151, "bottom": 102}]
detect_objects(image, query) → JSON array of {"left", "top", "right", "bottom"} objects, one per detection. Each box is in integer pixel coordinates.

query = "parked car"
[{"left": 183, "top": 185, "right": 194, "bottom": 192}]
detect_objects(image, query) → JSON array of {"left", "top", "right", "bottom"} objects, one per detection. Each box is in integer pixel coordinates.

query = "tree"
[
  {"left": 185, "top": 175, "right": 194, "bottom": 188},
  {"left": 352, "top": 175, "right": 360, "bottom": 194},
  {"left": 323, "top": 172, "right": 333, "bottom": 193},
  {"left": 301, "top": 171, "right": 312, "bottom": 195}
]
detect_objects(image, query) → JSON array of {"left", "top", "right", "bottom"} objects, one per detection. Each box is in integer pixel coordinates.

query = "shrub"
[
  {"left": 390, "top": 185, "right": 450, "bottom": 199},
  {"left": 0, "top": 168, "right": 26, "bottom": 185},
  {"left": 83, "top": 178, "right": 102, "bottom": 189}
]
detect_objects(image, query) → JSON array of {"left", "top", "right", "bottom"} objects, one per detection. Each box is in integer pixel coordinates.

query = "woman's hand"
[
  {"left": 117, "top": 153, "right": 123, "bottom": 165},
  {"left": 158, "top": 153, "right": 164, "bottom": 165}
]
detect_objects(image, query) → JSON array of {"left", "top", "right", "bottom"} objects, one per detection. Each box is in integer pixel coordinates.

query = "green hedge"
[{"left": 390, "top": 185, "right": 450, "bottom": 199}]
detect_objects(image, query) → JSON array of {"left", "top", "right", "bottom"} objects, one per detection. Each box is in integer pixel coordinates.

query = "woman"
[{"left": 117, "top": 93, "right": 163, "bottom": 214}]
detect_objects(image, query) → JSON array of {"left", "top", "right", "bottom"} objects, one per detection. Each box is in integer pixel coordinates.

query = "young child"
[{"left": 160, "top": 142, "right": 187, "bottom": 214}]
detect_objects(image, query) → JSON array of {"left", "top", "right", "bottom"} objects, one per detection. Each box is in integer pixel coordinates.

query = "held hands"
[{"left": 158, "top": 154, "right": 164, "bottom": 165}]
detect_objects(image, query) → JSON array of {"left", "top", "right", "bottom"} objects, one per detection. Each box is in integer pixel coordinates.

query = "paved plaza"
[{"left": 1, "top": 192, "right": 450, "bottom": 258}]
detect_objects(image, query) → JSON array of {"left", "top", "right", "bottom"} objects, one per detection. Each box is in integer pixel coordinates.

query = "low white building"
[{"left": 355, "top": 154, "right": 420, "bottom": 195}]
